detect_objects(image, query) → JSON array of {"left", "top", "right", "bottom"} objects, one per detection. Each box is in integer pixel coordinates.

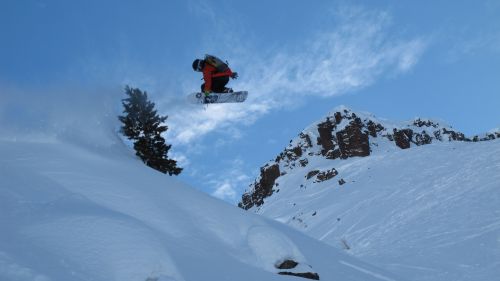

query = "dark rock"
[
  {"left": 317, "top": 118, "right": 336, "bottom": 157},
  {"left": 336, "top": 118, "right": 370, "bottom": 158},
  {"left": 325, "top": 148, "right": 341, "bottom": 160},
  {"left": 278, "top": 272, "right": 320, "bottom": 280},
  {"left": 442, "top": 128, "right": 467, "bottom": 141},
  {"left": 433, "top": 130, "right": 443, "bottom": 141},
  {"left": 334, "top": 111, "right": 343, "bottom": 124},
  {"left": 413, "top": 118, "right": 439, "bottom": 128},
  {"left": 393, "top": 128, "right": 413, "bottom": 149},
  {"left": 366, "top": 120, "right": 384, "bottom": 137},
  {"left": 239, "top": 164, "right": 280, "bottom": 210},
  {"left": 281, "top": 146, "right": 303, "bottom": 162},
  {"left": 291, "top": 146, "right": 303, "bottom": 158},
  {"left": 306, "top": 170, "right": 320, "bottom": 180},
  {"left": 238, "top": 195, "right": 249, "bottom": 209},
  {"left": 414, "top": 131, "right": 432, "bottom": 145},
  {"left": 299, "top": 158, "right": 309, "bottom": 167},
  {"left": 299, "top": 132, "right": 313, "bottom": 148},
  {"left": 315, "top": 168, "right": 338, "bottom": 182},
  {"left": 276, "top": 259, "right": 298, "bottom": 269},
  {"left": 338, "top": 178, "right": 346, "bottom": 185},
  {"left": 484, "top": 134, "right": 495, "bottom": 140}
]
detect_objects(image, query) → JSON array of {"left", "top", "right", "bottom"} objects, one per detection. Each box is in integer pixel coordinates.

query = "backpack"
[{"left": 204, "top": 54, "right": 229, "bottom": 72}]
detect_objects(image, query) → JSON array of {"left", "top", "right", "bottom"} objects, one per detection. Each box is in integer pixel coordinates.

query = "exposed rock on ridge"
[{"left": 239, "top": 164, "right": 280, "bottom": 209}]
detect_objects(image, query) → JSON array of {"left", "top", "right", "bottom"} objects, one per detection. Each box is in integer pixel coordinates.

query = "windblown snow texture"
[{"left": 0, "top": 137, "right": 403, "bottom": 281}]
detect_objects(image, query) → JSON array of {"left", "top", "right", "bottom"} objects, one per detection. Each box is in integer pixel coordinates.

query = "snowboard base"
[{"left": 187, "top": 91, "right": 248, "bottom": 104}]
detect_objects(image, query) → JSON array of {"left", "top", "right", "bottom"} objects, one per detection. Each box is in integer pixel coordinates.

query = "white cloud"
[
  {"left": 166, "top": 6, "right": 428, "bottom": 146},
  {"left": 395, "top": 39, "right": 427, "bottom": 71},
  {"left": 212, "top": 181, "right": 237, "bottom": 201},
  {"left": 206, "top": 158, "right": 252, "bottom": 203}
]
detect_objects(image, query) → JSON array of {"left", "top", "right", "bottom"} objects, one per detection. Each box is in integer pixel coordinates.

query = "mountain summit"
[
  {"left": 239, "top": 106, "right": 500, "bottom": 281},
  {"left": 239, "top": 106, "right": 498, "bottom": 210}
]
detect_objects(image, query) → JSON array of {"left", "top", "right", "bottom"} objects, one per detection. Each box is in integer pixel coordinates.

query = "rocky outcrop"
[
  {"left": 278, "top": 271, "right": 320, "bottom": 280},
  {"left": 336, "top": 117, "right": 370, "bottom": 158},
  {"left": 306, "top": 170, "right": 320, "bottom": 180},
  {"left": 277, "top": 259, "right": 299, "bottom": 269},
  {"left": 314, "top": 169, "right": 338, "bottom": 183},
  {"left": 316, "top": 113, "right": 371, "bottom": 159},
  {"left": 275, "top": 260, "right": 320, "bottom": 280},
  {"left": 305, "top": 168, "right": 338, "bottom": 182},
  {"left": 317, "top": 118, "right": 337, "bottom": 159},
  {"left": 299, "top": 158, "right": 309, "bottom": 167},
  {"left": 413, "top": 118, "right": 439, "bottom": 128},
  {"left": 393, "top": 128, "right": 413, "bottom": 149},
  {"left": 239, "top": 164, "right": 280, "bottom": 210},
  {"left": 442, "top": 128, "right": 467, "bottom": 141},
  {"left": 367, "top": 120, "right": 385, "bottom": 137}
]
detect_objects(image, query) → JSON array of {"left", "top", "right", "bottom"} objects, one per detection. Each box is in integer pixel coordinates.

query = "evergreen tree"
[{"left": 118, "top": 86, "right": 182, "bottom": 175}]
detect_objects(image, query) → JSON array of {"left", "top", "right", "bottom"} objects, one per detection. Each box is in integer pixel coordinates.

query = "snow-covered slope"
[
  {"left": 240, "top": 106, "right": 500, "bottom": 281},
  {"left": 0, "top": 137, "right": 404, "bottom": 281}
]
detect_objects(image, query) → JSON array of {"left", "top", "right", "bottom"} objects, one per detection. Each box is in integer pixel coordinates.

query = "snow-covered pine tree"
[{"left": 118, "top": 86, "right": 182, "bottom": 175}]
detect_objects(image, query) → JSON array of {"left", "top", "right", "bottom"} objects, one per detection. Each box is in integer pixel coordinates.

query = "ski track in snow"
[
  {"left": 255, "top": 137, "right": 500, "bottom": 281},
  {"left": 340, "top": 260, "right": 397, "bottom": 281}
]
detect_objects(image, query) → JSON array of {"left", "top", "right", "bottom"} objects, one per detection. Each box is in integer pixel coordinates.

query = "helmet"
[{"left": 192, "top": 59, "right": 203, "bottom": 72}]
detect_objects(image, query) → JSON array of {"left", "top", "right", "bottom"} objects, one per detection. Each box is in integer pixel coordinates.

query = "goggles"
[{"left": 195, "top": 59, "right": 203, "bottom": 72}]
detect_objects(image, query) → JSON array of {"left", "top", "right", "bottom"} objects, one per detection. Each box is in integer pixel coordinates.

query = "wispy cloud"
[
  {"left": 186, "top": 0, "right": 217, "bottom": 25},
  {"left": 206, "top": 158, "right": 252, "bottom": 203},
  {"left": 167, "top": 6, "right": 428, "bottom": 146},
  {"left": 445, "top": 30, "right": 500, "bottom": 63},
  {"left": 212, "top": 181, "right": 237, "bottom": 202}
]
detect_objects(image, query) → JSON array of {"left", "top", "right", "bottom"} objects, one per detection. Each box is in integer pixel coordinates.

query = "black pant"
[{"left": 201, "top": 76, "right": 229, "bottom": 93}]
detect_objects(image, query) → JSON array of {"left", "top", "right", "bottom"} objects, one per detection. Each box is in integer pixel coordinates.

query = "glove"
[
  {"left": 231, "top": 72, "right": 238, "bottom": 79},
  {"left": 203, "top": 89, "right": 211, "bottom": 96}
]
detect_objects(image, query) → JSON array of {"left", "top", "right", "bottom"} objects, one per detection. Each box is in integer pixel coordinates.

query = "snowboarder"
[{"left": 192, "top": 54, "right": 239, "bottom": 100}]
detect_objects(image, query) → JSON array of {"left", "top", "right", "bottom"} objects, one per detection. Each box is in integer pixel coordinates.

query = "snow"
[
  {"left": 0, "top": 137, "right": 404, "bottom": 281},
  {"left": 251, "top": 113, "right": 500, "bottom": 281},
  {"left": 339, "top": 261, "right": 397, "bottom": 281}
]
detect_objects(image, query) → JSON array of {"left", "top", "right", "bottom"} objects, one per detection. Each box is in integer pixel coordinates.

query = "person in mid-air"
[{"left": 192, "top": 54, "right": 238, "bottom": 99}]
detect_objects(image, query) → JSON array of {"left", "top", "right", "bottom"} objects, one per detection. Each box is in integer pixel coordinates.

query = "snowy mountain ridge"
[
  {"left": 239, "top": 106, "right": 499, "bottom": 210},
  {"left": 238, "top": 106, "right": 500, "bottom": 281}
]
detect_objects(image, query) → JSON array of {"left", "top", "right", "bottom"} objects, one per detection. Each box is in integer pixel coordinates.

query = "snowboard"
[{"left": 187, "top": 91, "right": 248, "bottom": 104}]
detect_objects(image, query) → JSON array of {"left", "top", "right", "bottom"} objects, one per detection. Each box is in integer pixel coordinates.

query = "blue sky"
[{"left": 1, "top": 0, "right": 499, "bottom": 203}]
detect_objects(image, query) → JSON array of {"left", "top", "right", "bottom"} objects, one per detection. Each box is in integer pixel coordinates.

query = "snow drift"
[{"left": 0, "top": 135, "right": 404, "bottom": 281}]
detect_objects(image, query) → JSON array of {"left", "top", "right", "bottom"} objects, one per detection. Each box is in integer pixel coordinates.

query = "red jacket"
[{"left": 202, "top": 63, "right": 233, "bottom": 92}]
